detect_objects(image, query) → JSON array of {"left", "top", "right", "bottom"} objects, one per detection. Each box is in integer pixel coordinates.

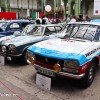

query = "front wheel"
[
  {"left": 80, "top": 61, "right": 96, "bottom": 88},
  {"left": 21, "top": 50, "right": 28, "bottom": 65}
]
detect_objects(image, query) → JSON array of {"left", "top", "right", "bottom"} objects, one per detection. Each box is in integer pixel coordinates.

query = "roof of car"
[
  {"left": 68, "top": 22, "right": 100, "bottom": 26},
  {"left": 30, "top": 24, "right": 62, "bottom": 27},
  {"left": 0, "top": 20, "right": 31, "bottom": 23}
]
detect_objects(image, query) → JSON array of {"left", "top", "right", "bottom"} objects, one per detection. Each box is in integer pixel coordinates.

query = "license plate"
[
  {"left": 37, "top": 67, "right": 55, "bottom": 77},
  {"left": 36, "top": 74, "right": 51, "bottom": 91}
]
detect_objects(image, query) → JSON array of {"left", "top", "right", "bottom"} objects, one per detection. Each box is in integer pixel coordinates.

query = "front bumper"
[
  {"left": 0, "top": 52, "right": 22, "bottom": 58},
  {"left": 34, "top": 64, "right": 85, "bottom": 79}
]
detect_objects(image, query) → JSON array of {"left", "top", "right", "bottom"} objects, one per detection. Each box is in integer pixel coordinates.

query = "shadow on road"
[
  {"left": 51, "top": 76, "right": 81, "bottom": 90},
  {"left": 4, "top": 58, "right": 27, "bottom": 67}
]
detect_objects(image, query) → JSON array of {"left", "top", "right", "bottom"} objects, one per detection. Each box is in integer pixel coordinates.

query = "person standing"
[
  {"left": 77, "top": 14, "right": 84, "bottom": 22},
  {"left": 66, "top": 15, "right": 71, "bottom": 23},
  {"left": 70, "top": 15, "right": 77, "bottom": 22},
  {"left": 85, "top": 15, "right": 90, "bottom": 21}
]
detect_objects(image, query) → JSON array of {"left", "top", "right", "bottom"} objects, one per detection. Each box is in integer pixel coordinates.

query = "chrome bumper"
[
  {"left": 34, "top": 64, "right": 85, "bottom": 79},
  {"left": 0, "top": 52, "right": 22, "bottom": 57}
]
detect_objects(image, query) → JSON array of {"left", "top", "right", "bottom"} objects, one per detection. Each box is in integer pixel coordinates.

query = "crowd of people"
[
  {"left": 35, "top": 14, "right": 91, "bottom": 25},
  {"left": 66, "top": 14, "right": 91, "bottom": 23}
]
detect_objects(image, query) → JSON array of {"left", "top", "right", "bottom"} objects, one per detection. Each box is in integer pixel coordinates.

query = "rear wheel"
[{"left": 80, "top": 61, "right": 96, "bottom": 88}]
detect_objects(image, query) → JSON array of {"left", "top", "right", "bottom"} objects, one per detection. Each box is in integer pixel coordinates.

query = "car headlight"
[
  {"left": 64, "top": 60, "right": 79, "bottom": 69},
  {"left": 8, "top": 44, "right": 16, "bottom": 53},
  {"left": 2, "top": 46, "right": 6, "bottom": 52},
  {"left": 26, "top": 50, "right": 35, "bottom": 65}
]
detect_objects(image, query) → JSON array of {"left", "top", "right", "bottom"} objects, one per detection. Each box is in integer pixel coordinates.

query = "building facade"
[
  {"left": 0, "top": 0, "right": 64, "bottom": 19},
  {"left": 66, "top": 0, "right": 98, "bottom": 18},
  {"left": 0, "top": 0, "right": 99, "bottom": 20}
]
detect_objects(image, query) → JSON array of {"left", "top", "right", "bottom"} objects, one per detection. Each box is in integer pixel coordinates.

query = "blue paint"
[{"left": 28, "top": 46, "right": 89, "bottom": 66}]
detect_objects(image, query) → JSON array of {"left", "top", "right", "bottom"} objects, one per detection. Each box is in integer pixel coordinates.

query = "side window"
[
  {"left": 47, "top": 27, "right": 56, "bottom": 32},
  {"left": 9, "top": 23, "right": 20, "bottom": 30},
  {"left": 44, "top": 27, "right": 56, "bottom": 35},
  {"left": 55, "top": 26, "right": 62, "bottom": 32}
]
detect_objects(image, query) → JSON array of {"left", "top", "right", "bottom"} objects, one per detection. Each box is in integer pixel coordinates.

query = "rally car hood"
[
  {"left": 31, "top": 38, "right": 95, "bottom": 54},
  {"left": 28, "top": 38, "right": 96, "bottom": 65},
  {"left": 1, "top": 35, "right": 42, "bottom": 46}
]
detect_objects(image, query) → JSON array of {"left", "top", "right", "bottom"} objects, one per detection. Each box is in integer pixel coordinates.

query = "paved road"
[{"left": 0, "top": 60, "right": 100, "bottom": 100}]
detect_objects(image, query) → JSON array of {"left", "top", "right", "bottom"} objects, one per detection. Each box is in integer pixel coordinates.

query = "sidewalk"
[{"left": 0, "top": 76, "right": 39, "bottom": 100}]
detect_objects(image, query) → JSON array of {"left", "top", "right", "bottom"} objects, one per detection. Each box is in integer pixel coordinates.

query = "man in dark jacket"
[{"left": 77, "top": 15, "right": 84, "bottom": 22}]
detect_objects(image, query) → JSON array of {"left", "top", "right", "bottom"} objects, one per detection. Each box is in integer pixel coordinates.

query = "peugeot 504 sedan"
[
  {"left": 0, "top": 23, "right": 64, "bottom": 64},
  {"left": 27, "top": 22, "right": 100, "bottom": 88}
]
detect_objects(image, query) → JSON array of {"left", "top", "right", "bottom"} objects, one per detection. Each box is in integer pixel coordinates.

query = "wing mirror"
[{"left": 14, "top": 31, "right": 21, "bottom": 36}]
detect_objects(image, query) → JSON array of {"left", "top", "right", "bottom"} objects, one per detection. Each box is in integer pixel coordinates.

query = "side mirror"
[{"left": 14, "top": 31, "right": 21, "bottom": 36}]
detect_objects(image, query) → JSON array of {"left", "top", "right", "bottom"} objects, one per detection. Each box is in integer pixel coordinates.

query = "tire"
[
  {"left": 80, "top": 61, "right": 96, "bottom": 88},
  {"left": 21, "top": 50, "right": 28, "bottom": 65}
]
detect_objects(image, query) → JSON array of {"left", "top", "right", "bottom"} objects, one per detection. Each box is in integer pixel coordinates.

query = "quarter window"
[
  {"left": 9, "top": 23, "right": 20, "bottom": 30},
  {"left": 55, "top": 26, "right": 62, "bottom": 31}
]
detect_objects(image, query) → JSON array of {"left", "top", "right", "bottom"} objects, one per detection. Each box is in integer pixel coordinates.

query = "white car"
[
  {"left": 0, "top": 24, "right": 65, "bottom": 64},
  {"left": 27, "top": 22, "right": 100, "bottom": 88}
]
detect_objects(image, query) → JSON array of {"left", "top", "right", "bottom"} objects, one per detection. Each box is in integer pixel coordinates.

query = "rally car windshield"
[
  {"left": 21, "top": 25, "right": 43, "bottom": 36},
  {"left": 65, "top": 24, "right": 99, "bottom": 41}
]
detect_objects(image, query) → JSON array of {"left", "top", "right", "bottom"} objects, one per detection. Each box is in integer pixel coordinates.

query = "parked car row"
[
  {"left": 0, "top": 23, "right": 65, "bottom": 64},
  {"left": 0, "top": 20, "right": 33, "bottom": 38},
  {"left": 0, "top": 20, "right": 100, "bottom": 89}
]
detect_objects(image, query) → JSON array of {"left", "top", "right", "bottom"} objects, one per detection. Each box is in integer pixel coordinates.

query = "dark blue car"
[{"left": 0, "top": 20, "right": 33, "bottom": 38}]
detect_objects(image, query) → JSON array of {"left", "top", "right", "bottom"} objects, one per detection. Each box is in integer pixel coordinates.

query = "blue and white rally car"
[{"left": 27, "top": 22, "right": 100, "bottom": 88}]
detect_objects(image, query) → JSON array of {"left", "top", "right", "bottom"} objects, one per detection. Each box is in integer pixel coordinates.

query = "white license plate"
[
  {"left": 37, "top": 67, "right": 55, "bottom": 77},
  {"left": 36, "top": 74, "right": 51, "bottom": 91}
]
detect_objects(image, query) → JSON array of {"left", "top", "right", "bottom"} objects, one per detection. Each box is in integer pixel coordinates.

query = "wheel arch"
[
  {"left": 22, "top": 46, "right": 29, "bottom": 55},
  {"left": 92, "top": 57, "right": 99, "bottom": 67}
]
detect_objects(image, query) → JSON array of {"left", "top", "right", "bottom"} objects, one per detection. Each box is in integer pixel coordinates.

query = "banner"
[{"left": 93, "top": 0, "right": 100, "bottom": 15}]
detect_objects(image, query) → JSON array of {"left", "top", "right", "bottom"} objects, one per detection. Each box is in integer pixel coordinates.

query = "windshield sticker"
[{"left": 62, "top": 40, "right": 74, "bottom": 42}]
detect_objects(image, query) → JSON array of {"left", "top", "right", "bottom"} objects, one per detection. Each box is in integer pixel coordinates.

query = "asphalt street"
[{"left": 0, "top": 60, "right": 100, "bottom": 100}]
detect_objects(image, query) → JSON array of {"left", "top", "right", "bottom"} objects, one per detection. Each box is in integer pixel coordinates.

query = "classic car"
[
  {"left": 0, "top": 23, "right": 64, "bottom": 64},
  {"left": 27, "top": 22, "right": 100, "bottom": 88},
  {"left": 0, "top": 20, "right": 33, "bottom": 37}
]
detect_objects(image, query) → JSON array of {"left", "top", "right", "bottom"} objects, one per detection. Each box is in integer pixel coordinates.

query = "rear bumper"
[{"left": 34, "top": 64, "right": 85, "bottom": 79}]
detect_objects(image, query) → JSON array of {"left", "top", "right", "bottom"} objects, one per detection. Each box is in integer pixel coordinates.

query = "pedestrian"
[
  {"left": 70, "top": 15, "right": 77, "bottom": 22},
  {"left": 85, "top": 15, "right": 91, "bottom": 21},
  {"left": 77, "top": 14, "right": 84, "bottom": 22},
  {"left": 66, "top": 15, "right": 71, "bottom": 23},
  {"left": 35, "top": 18, "right": 42, "bottom": 24},
  {"left": 42, "top": 15, "right": 49, "bottom": 24}
]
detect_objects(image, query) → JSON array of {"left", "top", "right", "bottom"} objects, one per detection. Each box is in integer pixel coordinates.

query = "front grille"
[{"left": 35, "top": 54, "right": 64, "bottom": 69}]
